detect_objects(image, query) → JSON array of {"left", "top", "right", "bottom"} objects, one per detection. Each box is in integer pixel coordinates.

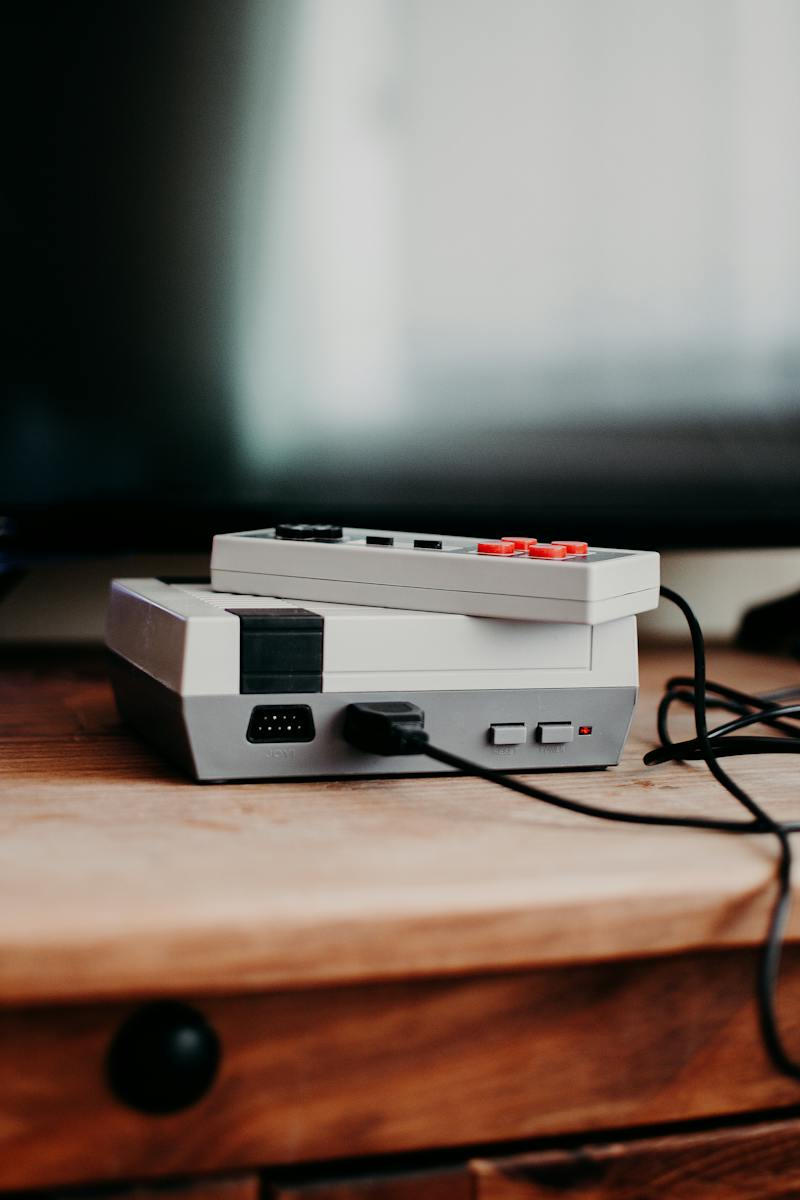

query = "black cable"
[
  {"left": 398, "top": 733, "right": 766, "bottom": 833},
  {"left": 658, "top": 690, "right": 800, "bottom": 741},
  {"left": 654, "top": 589, "right": 800, "bottom": 1080},
  {"left": 761, "top": 685, "right": 800, "bottom": 703},
  {"left": 375, "top": 585, "right": 800, "bottom": 1082},
  {"left": 668, "top": 675, "right": 800, "bottom": 712},
  {"left": 654, "top": 675, "right": 800, "bottom": 752},
  {"left": 690, "top": 704, "right": 800, "bottom": 741},
  {"left": 646, "top": 736, "right": 800, "bottom": 763},
  {"left": 645, "top": 703, "right": 800, "bottom": 766}
]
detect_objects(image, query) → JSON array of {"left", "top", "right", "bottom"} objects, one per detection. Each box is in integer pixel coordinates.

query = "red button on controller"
[
  {"left": 477, "top": 541, "right": 515, "bottom": 555},
  {"left": 553, "top": 540, "right": 588, "bottom": 555},
  {"left": 527, "top": 543, "right": 567, "bottom": 559},
  {"left": 501, "top": 536, "right": 538, "bottom": 550}
]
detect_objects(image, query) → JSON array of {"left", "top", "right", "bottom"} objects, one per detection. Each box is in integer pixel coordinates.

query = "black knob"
[
  {"left": 106, "top": 1001, "right": 221, "bottom": 1115},
  {"left": 275, "top": 523, "right": 343, "bottom": 541}
]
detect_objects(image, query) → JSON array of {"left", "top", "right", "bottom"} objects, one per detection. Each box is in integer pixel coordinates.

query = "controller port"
[{"left": 246, "top": 705, "right": 315, "bottom": 743}]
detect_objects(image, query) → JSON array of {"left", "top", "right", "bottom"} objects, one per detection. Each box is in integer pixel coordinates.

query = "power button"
[{"left": 537, "top": 722, "right": 574, "bottom": 744}]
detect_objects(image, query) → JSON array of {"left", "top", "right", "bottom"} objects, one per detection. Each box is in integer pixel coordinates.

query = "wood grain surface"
[
  {"left": 0, "top": 646, "right": 798, "bottom": 1005},
  {"left": 6, "top": 948, "right": 800, "bottom": 1191},
  {"left": 267, "top": 1168, "right": 471, "bottom": 1200},
  {"left": 109, "top": 1176, "right": 260, "bottom": 1200},
  {"left": 472, "top": 1116, "right": 800, "bottom": 1198},
  {"left": 265, "top": 1114, "right": 800, "bottom": 1200}
]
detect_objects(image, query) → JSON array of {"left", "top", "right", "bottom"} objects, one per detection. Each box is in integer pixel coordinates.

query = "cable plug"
[{"left": 343, "top": 702, "right": 428, "bottom": 756}]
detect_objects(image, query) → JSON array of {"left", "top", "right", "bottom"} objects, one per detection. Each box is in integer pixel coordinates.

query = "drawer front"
[
  {"left": 52, "top": 1178, "right": 260, "bottom": 1200},
  {"left": 472, "top": 1117, "right": 800, "bottom": 1198},
  {"left": 266, "top": 1116, "right": 800, "bottom": 1200},
  {"left": 4, "top": 949, "right": 800, "bottom": 1190},
  {"left": 268, "top": 1168, "right": 471, "bottom": 1200}
]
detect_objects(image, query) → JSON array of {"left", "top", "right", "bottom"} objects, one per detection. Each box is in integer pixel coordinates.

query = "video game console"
[
  {"left": 106, "top": 578, "right": 639, "bottom": 781},
  {"left": 210, "top": 525, "right": 660, "bottom": 623}
]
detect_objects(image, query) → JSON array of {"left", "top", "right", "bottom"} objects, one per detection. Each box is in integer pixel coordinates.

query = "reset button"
[{"left": 489, "top": 723, "right": 527, "bottom": 746}]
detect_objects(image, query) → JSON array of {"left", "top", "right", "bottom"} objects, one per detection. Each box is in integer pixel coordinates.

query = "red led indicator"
[
  {"left": 553, "top": 540, "right": 589, "bottom": 555},
  {"left": 579, "top": 725, "right": 593, "bottom": 736},
  {"left": 477, "top": 541, "right": 515, "bottom": 555},
  {"left": 501, "top": 536, "right": 538, "bottom": 550}
]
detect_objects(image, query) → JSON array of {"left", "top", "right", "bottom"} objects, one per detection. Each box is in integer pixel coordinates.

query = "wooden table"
[{"left": 2, "top": 644, "right": 800, "bottom": 1199}]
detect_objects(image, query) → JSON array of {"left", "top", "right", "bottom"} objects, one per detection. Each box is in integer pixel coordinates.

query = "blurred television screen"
[{"left": 3, "top": 0, "right": 799, "bottom": 549}]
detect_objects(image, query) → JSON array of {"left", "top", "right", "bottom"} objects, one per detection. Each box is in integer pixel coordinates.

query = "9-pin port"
[{"left": 246, "top": 705, "right": 315, "bottom": 743}]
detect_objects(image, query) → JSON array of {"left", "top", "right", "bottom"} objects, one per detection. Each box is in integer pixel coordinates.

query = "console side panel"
[
  {"left": 108, "top": 653, "right": 198, "bottom": 777},
  {"left": 109, "top": 655, "right": 637, "bottom": 780}
]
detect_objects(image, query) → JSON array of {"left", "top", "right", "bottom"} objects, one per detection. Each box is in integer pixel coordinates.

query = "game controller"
[{"left": 210, "top": 525, "right": 660, "bottom": 623}]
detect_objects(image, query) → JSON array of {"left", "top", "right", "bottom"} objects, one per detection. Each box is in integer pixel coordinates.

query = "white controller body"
[{"left": 211, "top": 527, "right": 660, "bottom": 624}]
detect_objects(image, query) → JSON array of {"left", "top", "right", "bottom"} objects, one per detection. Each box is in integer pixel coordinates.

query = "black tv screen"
[{"left": 3, "top": 0, "right": 799, "bottom": 551}]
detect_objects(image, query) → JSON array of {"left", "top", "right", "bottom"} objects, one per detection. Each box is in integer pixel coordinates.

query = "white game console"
[
  {"left": 106, "top": 578, "right": 639, "bottom": 781},
  {"left": 211, "top": 524, "right": 660, "bottom": 623}
]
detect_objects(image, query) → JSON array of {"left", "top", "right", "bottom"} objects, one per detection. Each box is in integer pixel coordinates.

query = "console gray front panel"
[{"left": 110, "top": 655, "right": 637, "bottom": 781}]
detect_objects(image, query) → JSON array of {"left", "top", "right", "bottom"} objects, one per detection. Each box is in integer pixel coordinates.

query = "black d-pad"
[{"left": 275, "top": 523, "right": 343, "bottom": 541}]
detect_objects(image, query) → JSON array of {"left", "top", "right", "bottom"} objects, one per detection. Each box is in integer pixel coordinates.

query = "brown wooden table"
[{"left": 2, "top": 643, "right": 800, "bottom": 1199}]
